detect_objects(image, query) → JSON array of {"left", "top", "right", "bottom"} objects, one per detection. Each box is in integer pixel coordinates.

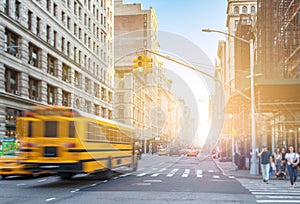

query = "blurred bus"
[{"left": 17, "top": 105, "right": 138, "bottom": 179}]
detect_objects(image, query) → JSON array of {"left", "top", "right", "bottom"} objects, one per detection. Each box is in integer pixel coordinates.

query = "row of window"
[
  {"left": 3, "top": 1, "right": 113, "bottom": 77},
  {"left": 233, "top": 5, "right": 256, "bottom": 15},
  {"left": 87, "top": 122, "right": 133, "bottom": 143},
  {"left": 4, "top": 67, "right": 113, "bottom": 117},
  {"left": 4, "top": 29, "right": 113, "bottom": 96}
]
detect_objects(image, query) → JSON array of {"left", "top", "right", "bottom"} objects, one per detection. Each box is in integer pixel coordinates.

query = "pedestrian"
[
  {"left": 274, "top": 147, "right": 282, "bottom": 175},
  {"left": 258, "top": 145, "right": 272, "bottom": 184},
  {"left": 285, "top": 146, "right": 299, "bottom": 189}
]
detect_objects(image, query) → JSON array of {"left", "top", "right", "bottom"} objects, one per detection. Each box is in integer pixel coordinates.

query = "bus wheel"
[{"left": 59, "top": 173, "right": 73, "bottom": 180}]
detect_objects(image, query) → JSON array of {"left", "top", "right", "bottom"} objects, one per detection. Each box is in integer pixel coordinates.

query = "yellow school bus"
[{"left": 17, "top": 105, "right": 138, "bottom": 179}]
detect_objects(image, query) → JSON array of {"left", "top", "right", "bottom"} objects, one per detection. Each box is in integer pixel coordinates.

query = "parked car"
[{"left": 169, "top": 147, "right": 180, "bottom": 156}]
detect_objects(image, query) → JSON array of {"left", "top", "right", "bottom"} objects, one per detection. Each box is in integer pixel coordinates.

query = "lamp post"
[{"left": 202, "top": 28, "right": 258, "bottom": 175}]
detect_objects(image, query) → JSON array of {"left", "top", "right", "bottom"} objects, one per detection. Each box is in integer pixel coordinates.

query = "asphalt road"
[{"left": 0, "top": 154, "right": 257, "bottom": 204}]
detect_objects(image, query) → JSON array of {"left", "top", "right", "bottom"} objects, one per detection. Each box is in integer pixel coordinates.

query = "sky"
[{"left": 123, "top": 0, "right": 228, "bottom": 146}]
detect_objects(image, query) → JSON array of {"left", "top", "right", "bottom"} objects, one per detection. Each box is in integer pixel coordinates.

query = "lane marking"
[
  {"left": 132, "top": 183, "right": 152, "bottom": 186},
  {"left": 17, "top": 183, "right": 25, "bottom": 186},
  {"left": 46, "top": 198, "right": 56, "bottom": 202},
  {"left": 38, "top": 179, "right": 46, "bottom": 182},
  {"left": 137, "top": 173, "right": 146, "bottom": 177},
  {"left": 143, "top": 180, "right": 162, "bottom": 183},
  {"left": 208, "top": 170, "right": 214, "bottom": 173},
  {"left": 213, "top": 175, "right": 219, "bottom": 179}
]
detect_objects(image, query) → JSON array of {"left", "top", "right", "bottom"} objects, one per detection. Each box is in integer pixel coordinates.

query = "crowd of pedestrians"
[{"left": 258, "top": 145, "right": 299, "bottom": 189}]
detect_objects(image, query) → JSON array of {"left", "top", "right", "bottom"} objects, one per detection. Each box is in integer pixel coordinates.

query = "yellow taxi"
[
  {"left": 157, "top": 148, "right": 168, "bottom": 156},
  {"left": 186, "top": 149, "right": 198, "bottom": 157},
  {"left": 0, "top": 154, "right": 33, "bottom": 179}
]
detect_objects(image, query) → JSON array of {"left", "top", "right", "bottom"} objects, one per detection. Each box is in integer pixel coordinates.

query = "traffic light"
[{"left": 132, "top": 54, "right": 153, "bottom": 74}]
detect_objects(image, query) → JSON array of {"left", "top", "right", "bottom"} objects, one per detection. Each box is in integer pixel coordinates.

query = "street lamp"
[{"left": 202, "top": 28, "right": 258, "bottom": 175}]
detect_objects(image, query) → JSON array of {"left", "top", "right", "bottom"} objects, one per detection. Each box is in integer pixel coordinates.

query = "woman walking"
[
  {"left": 274, "top": 148, "right": 282, "bottom": 175},
  {"left": 285, "top": 146, "right": 299, "bottom": 188}
]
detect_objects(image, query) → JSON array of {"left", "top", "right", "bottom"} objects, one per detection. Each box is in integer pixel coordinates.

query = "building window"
[
  {"left": 5, "top": 68, "right": 19, "bottom": 95},
  {"left": 62, "top": 64, "right": 71, "bottom": 83},
  {"left": 28, "top": 10, "right": 32, "bottom": 30},
  {"left": 108, "top": 110, "right": 112, "bottom": 119},
  {"left": 242, "top": 6, "right": 247, "bottom": 14},
  {"left": 67, "top": 16, "right": 71, "bottom": 30},
  {"left": 101, "top": 87, "right": 105, "bottom": 100},
  {"left": 74, "top": 71, "right": 80, "bottom": 88},
  {"left": 28, "top": 43, "right": 39, "bottom": 67},
  {"left": 4, "top": 0, "right": 9, "bottom": 15},
  {"left": 94, "top": 83, "right": 99, "bottom": 98},
  {"left": 74, "top": 47, "right": 77, "bottom": 62},
  {"left": 101, "top": 107, "right": 105, "bottom": 118},
  {"left": 108, "top": 91, "right": 112, "bottom": 103},
  {"left": 67, "top": 41, "right": 70, "bottom": 57},
  {"left": 36, "top": 17, "right": 40, "bottom": 35},
  {"left": 234, "top": 6, "right": 239, "bottom": 14},
  {"left": 47, "top": 55, "right": 57, "bottom": 76},
  {"left": 53, "top": 3, "right": 57, "bottom": 17},
  {"left": 5, "top": 108, "right": 22, "bottom": 138},
  {"left": 118, "top": 94, "right": 124, "bottom": 103},
  {"left": 46, "top": 0, "right": 51, "bottom": 11},
  {"left": 85, "top": 77, "right": 91, "bottom": 93},
  {"left": 4, "top": 29, "right": 19, "bottom": 56},
  {"left": 53, "top": 30, "right": 57, "bottom": 48},
  {"left": 62, "top": 90, "right": 70, "bottom": 106},
  {"left": 85, "top": 100, "right": 91, "bottom": 113},
  {"left": 46, "top": 25, "right": 51, "bottom": 43},
  {"left": 15, "top": 0, "right": 20, "bottom": 19},
  {"left": 234, "top": 20, "right": 239, "bottom": 28},
  {"left": 94, "top": 104, "right": 99, "bottom": 116},
  {"left": 61, "top": 37, "right": 65, "bottom": 52},
  {"left": 47, "top": 84, "right": 56, "bottom": 104},
  {"left": 251, "top": 6, "right": 255, "bottom": 14},
  {"left": 28, "top": 76, "right": 40, "bottom": 100}
]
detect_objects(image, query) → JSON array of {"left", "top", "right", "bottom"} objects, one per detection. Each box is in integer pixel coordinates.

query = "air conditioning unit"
[
  {"left": 15, "top": 53, "right": 21, "bottom": 58},
  {"left": 14, "top": 90, "right": 21, "bottom": 95},
  {"left": 47, "top": 39, "right": 52, "bottom": 44},
  {"left": 30, "top": 60, "right": 35, "bottom": 66}
]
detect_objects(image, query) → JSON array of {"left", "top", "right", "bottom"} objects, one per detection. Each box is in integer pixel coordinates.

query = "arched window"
[
  {"left": 251, "top": 6, "right": 256, "bottom": 13},
  {"left": 242, "top": 6, "right": 247, "bottom": 14},
  {"left": 234, "top": 6, "right": 239, "bottom": 14}
]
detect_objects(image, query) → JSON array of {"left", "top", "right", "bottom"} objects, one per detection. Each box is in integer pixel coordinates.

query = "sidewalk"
[
  {"left": 214, "top": 159, "right": 261, "bottom": 179},
  {"left": 197, "top": 153, "right": 261, "bottom": 179}
]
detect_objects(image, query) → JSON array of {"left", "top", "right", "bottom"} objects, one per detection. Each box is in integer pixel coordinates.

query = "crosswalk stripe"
[
  {"left": 238, "top": 178, "right": 300, "bottom": 203},
  {"left": 196, "top": 169, "right": 203, "bottom": 178},
  {"left": 181, "top": 169, "right": 190, "bottom": 177},
  {"left": 166, "top": 168, "right": 178, "bottom": 177}
]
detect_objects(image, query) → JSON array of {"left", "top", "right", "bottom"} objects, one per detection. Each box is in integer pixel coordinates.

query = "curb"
[{"left": 213, "top": 159, "right": 261, "bottom": 179}]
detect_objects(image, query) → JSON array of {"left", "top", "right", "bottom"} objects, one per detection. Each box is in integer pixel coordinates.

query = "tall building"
[
  {"left": 226, "top": 0, "right": 257, "bottom": 92},
  {"left": 114, "top": 0, "right": 180, "bottom": 152},
  {"left": 0, "top": 0, "right": 114, "bottom": 139}
]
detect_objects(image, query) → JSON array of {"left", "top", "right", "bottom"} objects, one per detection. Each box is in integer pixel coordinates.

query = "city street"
[{"left": 0, "top": 154, "right": 256, "bottom": 204}]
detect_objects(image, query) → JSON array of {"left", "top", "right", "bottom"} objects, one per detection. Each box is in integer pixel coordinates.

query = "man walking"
[{"left": 258, "top": 145, "right": 272, "bottom": 184}]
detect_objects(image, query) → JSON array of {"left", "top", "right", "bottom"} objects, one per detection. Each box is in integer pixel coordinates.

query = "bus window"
[
  {"left": 69, "top": 121, "right": 75, "bottom": 138},
  {"left": 28, "top": 121, "right": 33, "bottom": 137},
  {"left": 45, "top": 121, "right": 57, "bottom": 137}
]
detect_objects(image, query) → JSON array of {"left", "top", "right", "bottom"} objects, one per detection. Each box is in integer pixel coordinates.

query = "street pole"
[
  {"left": 201, "top": 29, "right": 258, "bottom": 175},
  {"left": 249, "top": 39, "right": 258, "bottom": 175}
]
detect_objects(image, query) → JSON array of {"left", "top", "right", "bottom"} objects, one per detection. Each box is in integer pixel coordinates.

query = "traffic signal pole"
[{"left": 142, "top": 48, "right": 251, "bottom": 101}]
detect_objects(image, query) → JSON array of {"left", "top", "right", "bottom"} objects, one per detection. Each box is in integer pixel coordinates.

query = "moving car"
[
  {"left": 186, "top": 149, "right": 198, "bottom": 157},
  {"left": 157, "top": 148, "right": 168, "bottom": 156},
  {"left": 169, "top": 147, "right": 180, "bottom": 156}
]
